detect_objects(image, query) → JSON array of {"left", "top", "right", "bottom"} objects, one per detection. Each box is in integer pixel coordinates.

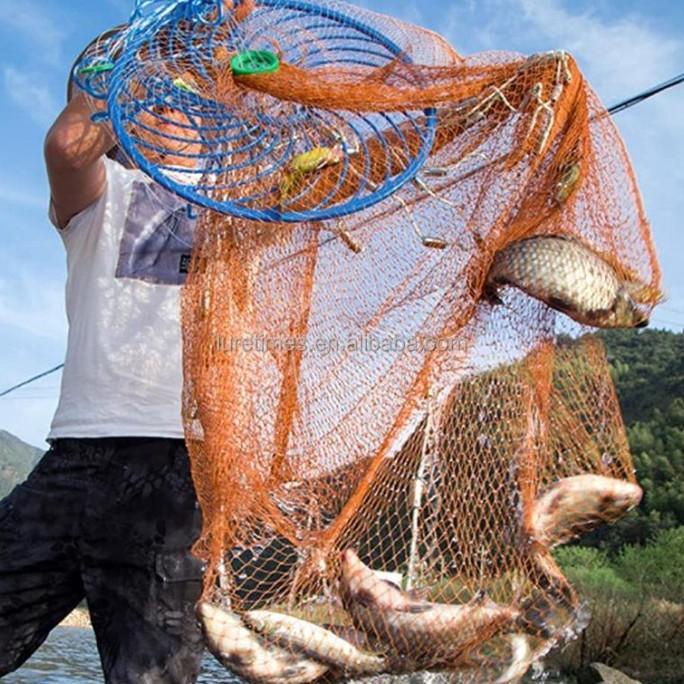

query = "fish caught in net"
[{"left": 71, "top": 0, "right": 664, "bottom": 680}]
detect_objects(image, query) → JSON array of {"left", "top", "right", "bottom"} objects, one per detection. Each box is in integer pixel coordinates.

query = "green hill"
[
  {"left": 601, "top": 328, "right": 684, "bottom": 424},
  {"left": 573, "top": 328, "right": 684, "bottom": 551},
  {"left": 0, "top": 430, "right": 43, "bottom": 499}
]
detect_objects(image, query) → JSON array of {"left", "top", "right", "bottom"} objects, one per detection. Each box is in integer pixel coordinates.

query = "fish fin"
[
  {"left": 624, "top": 281, "right": 666, "bottom": 305},
  {"left": 533, "top": 552, "right": 577, "bottom": 609},
  {"left": 398, "top": 602, "right": 434, "bottom": 614},
  {"left": 582, "top": 306, "right": 614, "bottom": 326},
  {"left": 517, "top": 594, "right": 554, "bottom": 639},
  {"left": 224, "top": 653, "right": 250, "bottom": 668}
]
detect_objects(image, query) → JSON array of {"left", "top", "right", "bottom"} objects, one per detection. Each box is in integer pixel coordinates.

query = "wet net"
[{"left": 73, "top": 0, "right": 663, "bottom": 680}]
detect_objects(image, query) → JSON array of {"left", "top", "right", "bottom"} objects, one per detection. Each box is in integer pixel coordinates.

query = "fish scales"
[
  {"left": 339, "top": 550, "right": 518, "bottom": 665},
  {"left": 486, "top": 236, "right": 654, "bottom": 328},
  {"left": 489, "top": 237, "right": 619, "bottom": 314},
  {"left": 199, "top": 602, "right": 329, "bottom": 684},
  {"left": 243, "top": 609, "right": 388, "bottom": 674},
  {"left": 531, "top": 474, "right": 642, "bottom": 547}
]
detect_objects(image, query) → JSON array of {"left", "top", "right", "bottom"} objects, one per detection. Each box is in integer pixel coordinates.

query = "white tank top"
[{"left": 48, "top": 158, "right": 196, "bottom": 440}]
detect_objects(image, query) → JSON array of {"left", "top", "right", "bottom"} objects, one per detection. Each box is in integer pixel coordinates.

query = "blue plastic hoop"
[{"left": 103, "top": 0, "right": 437, "bottom": 222}]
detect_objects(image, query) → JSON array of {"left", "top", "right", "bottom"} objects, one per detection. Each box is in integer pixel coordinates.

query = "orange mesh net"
[{"left": 143, "top": 5, "right": 665, "bottom": 681}]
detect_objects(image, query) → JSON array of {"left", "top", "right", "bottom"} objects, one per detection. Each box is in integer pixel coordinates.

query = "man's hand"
[{"left": 44, "top": 92, "right": 116, "bottom": 229}]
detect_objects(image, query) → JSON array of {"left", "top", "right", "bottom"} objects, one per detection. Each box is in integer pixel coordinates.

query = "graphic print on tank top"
[{"left": 115, "top": 180, "right": 196, "bottom": 285}]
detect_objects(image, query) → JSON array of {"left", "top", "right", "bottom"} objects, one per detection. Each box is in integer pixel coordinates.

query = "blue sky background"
[{"left": 0, "top": 0, "right": 682, "bottom": 448}]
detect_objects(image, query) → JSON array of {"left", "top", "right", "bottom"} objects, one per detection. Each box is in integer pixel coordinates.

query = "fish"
[
  {"left": 289, "top": 147, "right": 344, "bottom": 175},
  {"left": 531, "top": 474, "right": 643, "bottom": 547},
  {"left": 494, "top": 634, "right": 535, "bottom": 684},
  {"left": 279, "top": 146, "right": 343, "bottom": 202},
  {"left": 339, "top": 550, "right": 519, "bottom": 666},
  {"left": 516, "top": 585, "right": 565, "bottom": 638},
  {"left": 527, "top": 547, "right": 580, "bottom": 620},
  {"left": 554, "top": 161, "right": 582, "bottom": 204},
  {"left": 338, "top": 549, "right": 419, "bottom": 614},
  {"left": 243, "top": 609, "right": 388, "bottom": 675},
  {"left": 173, "top": 76, "right": 199, "bottom": 95},
  {"left": 198, "top": 602, "right": 329, "bottom": 684},
  {"left": 485, "top": 235, "right": 660, "bottom": 328}
]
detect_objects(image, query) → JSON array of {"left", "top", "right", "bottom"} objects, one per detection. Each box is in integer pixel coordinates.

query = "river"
[{"left": 3, "top": 628, "right": 242, "bottom": 684}]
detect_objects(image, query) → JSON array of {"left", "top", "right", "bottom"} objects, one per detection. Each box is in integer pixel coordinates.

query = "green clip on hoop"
[
  {"left": 230, "top": 50, "right": 280, "bottom": 76},
  {"left": 79, "top": 62, "right": 116, "bottom": 75}
]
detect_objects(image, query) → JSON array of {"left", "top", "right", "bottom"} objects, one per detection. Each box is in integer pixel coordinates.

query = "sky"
[{"left": 0, "top": 0, "right": 682, "bottom": 449}]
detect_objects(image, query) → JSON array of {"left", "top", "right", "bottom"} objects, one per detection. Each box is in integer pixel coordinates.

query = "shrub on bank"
[{"left": 544, "top": 528, "right": 684, "bottom": 683}]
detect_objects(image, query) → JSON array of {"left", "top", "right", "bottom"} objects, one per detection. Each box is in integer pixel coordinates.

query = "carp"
[
  {"left": 485, "top": 235, "right": 660, "bottom": 328},
  {"left": 198, "top": 602, "right": 329, "bottom": 684},
  {"left": 243, "top": 609, "right": 388, "bottom": 675},
  {"left": 531, "top": 474, "right": 643, "bottom": 547},
  {"left": 339, "top": 550, "right": 518, "bottom": 665}
]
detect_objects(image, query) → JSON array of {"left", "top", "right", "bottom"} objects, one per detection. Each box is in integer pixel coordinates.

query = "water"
[{"left": 3, "top": 627, "right": 241, "bottom": 684}]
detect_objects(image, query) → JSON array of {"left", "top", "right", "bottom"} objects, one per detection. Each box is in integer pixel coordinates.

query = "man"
[{"left": 0, "top": 43, "right": 207, "bottom": 682}]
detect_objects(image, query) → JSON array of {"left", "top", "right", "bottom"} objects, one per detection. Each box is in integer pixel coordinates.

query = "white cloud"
[
  {"left": 360, "top": 0, "right": 425, "bottom": 26},
  {"left": 516, "top": 0, "right": 681, "bottom": 101},
  {"left": 440, "top": 0, "right": 684, "bottom": 329},
  {"left": 443, "top": 0, "right": 682, "bottom": 95},
  {"left": 0, "top": 0, "right": 66, "bottom": 64},
  {"left": 389, "top": 0, "right": 424, "bottom": 28},
  {"left": 3, "top": 67, "right": 60, "bottom": 127}
]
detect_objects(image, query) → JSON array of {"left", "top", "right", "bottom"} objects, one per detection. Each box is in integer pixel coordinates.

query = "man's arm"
[{"left": 44, "top": 92, "right": 117, "bottom": 229}]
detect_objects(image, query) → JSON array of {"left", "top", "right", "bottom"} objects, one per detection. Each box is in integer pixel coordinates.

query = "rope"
[
  {"left": 0, "top": 365, "right": 64, "bottom": 398},
  {"left": 608, "top": 71, "right": 684, "bottom": 115}
]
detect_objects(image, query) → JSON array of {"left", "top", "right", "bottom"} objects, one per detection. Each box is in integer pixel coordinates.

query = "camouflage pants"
[{"left": 0, "top": 437, "right": 206, "bottom": 683}]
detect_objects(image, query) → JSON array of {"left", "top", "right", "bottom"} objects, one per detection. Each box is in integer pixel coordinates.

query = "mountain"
[
  {"left": 0, "top": 430, "right": 43, "bottom": 499},
  {"left": 600, "top": 328, "right": 684, "bottom": 424},
  {"left": 556, "top": 329, "right": 684, "bottom": 551}
]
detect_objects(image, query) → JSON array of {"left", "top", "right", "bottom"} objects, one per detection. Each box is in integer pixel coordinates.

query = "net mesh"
[{"left": 74, "top": 0, "right": 663, "bottom": 679}]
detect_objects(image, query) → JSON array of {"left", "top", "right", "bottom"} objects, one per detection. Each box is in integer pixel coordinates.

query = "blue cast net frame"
[{"left": 74, "top": 0, "right": 437, "bottom": 223}]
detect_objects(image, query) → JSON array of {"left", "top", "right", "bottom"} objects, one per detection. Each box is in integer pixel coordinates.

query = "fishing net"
[{"left": 72, "top": 0, "right": 663, "bottom": 679}]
